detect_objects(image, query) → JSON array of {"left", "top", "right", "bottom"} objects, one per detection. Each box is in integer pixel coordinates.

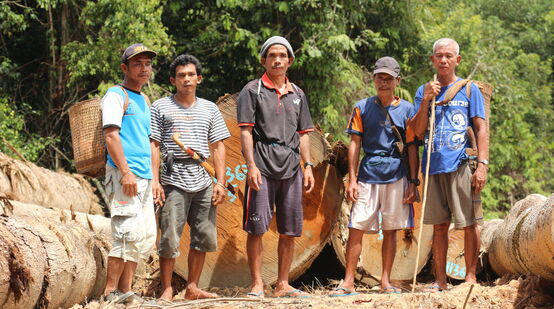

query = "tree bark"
[
  {"left": 173, "top": 94, "right": 344, "bottom": 287},
  {"left": 0, "top": 198, "right": 111, "bottom": 308},
  {"left": 0, "top": 153, "right": 103, "bottom": 215},
  {"left": 484, "top": 194, "right": 554, "bottom": 280},
  {"left": 331, "top": 178, "right": 433, "bottom": 286}
]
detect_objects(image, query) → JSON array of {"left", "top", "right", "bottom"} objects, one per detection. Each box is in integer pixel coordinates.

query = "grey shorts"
[
  {"left": 243, "top": 169, "right": 303, "bottom": 236},
  {"left": 423, "top": 163, "right": 475, "bottom": 228},
  {"left": 157, "top": 185, "right": 217, "bottom": 258}
]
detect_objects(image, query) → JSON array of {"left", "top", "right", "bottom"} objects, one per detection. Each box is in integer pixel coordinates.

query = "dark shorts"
[
  {"left": 157, "top": 185, "right": 217, "bottom": 258},
  {"left": 243, "top": 169, "right": 303, "bottom": 236}
]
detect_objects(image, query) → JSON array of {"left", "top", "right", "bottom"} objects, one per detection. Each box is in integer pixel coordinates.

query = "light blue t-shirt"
[
  {"left": 414, "top": 78, "right": 485, "bottom": 175},
  {"left": 101, "top": 86, "right": 152, "bottom": 179},
  {"left": 345, "top": 96, "right": 415, "bottom": 184}
]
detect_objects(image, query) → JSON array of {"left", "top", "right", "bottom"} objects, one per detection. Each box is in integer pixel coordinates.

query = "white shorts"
[
  {"left": 348, "top": 178, "right": 414, "bottom": 233},
  {"left": 104, "top": 164, "right": 157, "bottom": 263}
]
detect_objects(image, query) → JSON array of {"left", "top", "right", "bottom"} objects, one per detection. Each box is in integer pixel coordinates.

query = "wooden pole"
[{"left": 412, "top": 75, "right": 437, "bottom": 292}]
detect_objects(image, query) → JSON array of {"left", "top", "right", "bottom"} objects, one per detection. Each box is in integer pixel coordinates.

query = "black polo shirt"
[{"left": 237, "top": 73, "right": 314, "bottom": 179}]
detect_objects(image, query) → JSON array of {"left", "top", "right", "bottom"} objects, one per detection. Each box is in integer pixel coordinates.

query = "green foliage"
[
  {"left": 63, "top": 0, "right": 173, "bottom": 89},
  {"left": 0, "top": 96, "right": 53, "bottom": 161}
]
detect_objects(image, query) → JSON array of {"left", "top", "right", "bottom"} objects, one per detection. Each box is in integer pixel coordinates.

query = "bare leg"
[
  {"left": 274, "top": 234, "right": 309, "bottom": 297},
  {"left": 184, "top": 249, "right": 217, "bottom": 299},
  {"left": 463, "top": 224, "right": 479, "bottom": 284},
  {"left": 328, "top": 228, "right": 364, "bottom": 295},
  {"left": 159, "top": 257, "right": 175, "bottom": 301},
  {"left": 381, "top": 230, "right": 398, "bottom": 291},
  {"left": 117, "top": 261, "right": 138, "bottom": 293},
  {"left": 246, "top": 233, "right": 264, "bottom": 296},
  {"left": 432, "top": 222, "right": 450, "bottom": 290},
  {"left": 103, "top": 257, "right": 126, "bottom": 296}
]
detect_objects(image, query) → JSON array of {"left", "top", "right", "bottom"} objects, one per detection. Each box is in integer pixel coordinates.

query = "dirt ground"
[{"left": 71, "top": 264, "right": 554, "bottom": 309}]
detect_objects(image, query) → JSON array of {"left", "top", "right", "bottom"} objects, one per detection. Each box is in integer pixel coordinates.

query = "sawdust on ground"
[{"left": 72, "top": 271, "right": 554, "bottom": 309}]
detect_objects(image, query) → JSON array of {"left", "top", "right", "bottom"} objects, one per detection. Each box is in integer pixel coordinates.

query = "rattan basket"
[{"left": 68, "top": 97, "right": 105, "bottom": 177}]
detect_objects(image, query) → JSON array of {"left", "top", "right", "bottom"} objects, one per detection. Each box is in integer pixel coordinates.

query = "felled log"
[
  {"left": 173, "top": 94, "right": 344, "bottom": 288},
  {"left": 0, "top": 198, "right": 111, "bottom": 308},
  {"left": 331, "top": 180, "right": 433, "bottom": 286},
  {"left": 445, "top": 223, "right": 489, "bottom": 280},
  {"left": 0, "top": 153, "right": 103, "bottom": 215},
  {"left": 484, "top": 194, "right": 554, "bottom": 280}
]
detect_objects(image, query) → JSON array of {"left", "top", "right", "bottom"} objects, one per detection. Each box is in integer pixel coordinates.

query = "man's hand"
[
  {"left": 424, "top": 80, "right": 441, "bottom": 102},
  {"left": 120, "top": 172, "right": 138, "bottom": 197},
  {"left": 471, "top": 164, "right": 488, "bottom": 193},
  {"left": 247, "top": 165, "right": 263, "bottom": 191},
  {"left": 152, "top": 181, "right": 165, "bottom": 206},
  {"left": 303, "top": 166, "right": 315, "bottom": 193},
  {"left": 403, "top": 182, "right": 419, "bottom": 204},
  {"left": 212, "top": 184, "right": 226, "bottom": 206},
  {"left": 347, "top": 177, "right": 359, "bottom": 203}
]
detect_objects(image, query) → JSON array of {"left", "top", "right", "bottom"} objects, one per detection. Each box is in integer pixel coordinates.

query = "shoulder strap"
[
  {"left": 114, "top": 85, "right": 130, "bottom": 113},
  {"left": 375, "top": 97, "right": 405, "bottom": 144},
  {"left": 436, "top": 79, "right": 471, "bottom": 106},
  {"left": 141, "top": 93, "right": 151, "bottom": 107},
  {"left": 257, "top": 79, "right": 262, "bottom": 96}
]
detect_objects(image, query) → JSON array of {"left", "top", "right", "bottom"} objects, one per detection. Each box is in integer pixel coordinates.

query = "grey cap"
[
  {"left": 373, "top": 56, "right": 400, "bottom": 78},
  {"left": 121, "top": 43, "right": 157, "bottom": 63},
  {"left": 260, "top": 36, "right": 294, "bottom": 59}
]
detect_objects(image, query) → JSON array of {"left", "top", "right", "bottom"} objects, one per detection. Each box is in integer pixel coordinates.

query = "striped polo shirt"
[{"left": 150, "top": 96, "right": 230, "bottom": 192}]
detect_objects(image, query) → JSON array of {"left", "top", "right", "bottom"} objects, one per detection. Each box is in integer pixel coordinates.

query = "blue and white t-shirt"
[
  {"left": 414, "top": 78, "right": 486, "bottom": 175},
  {"left": 150, "top": 96, "right": 230, "bottom": 192},
  {"left": 101, "top": 86, "right": 152, "bottom": 180},
  {"left": 346, "top": 96, "right": 415, "bottom": 184}
]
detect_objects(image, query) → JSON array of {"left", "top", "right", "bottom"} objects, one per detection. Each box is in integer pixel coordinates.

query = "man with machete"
[
  {"left": 101, "top": 43, "right": 157, "bottom": 304},
  {"left": 237, "top": 36, "right": 315, "bottom": 298},
  {"left": 150, "top": 54, "right": 230, "bottom": 301},
  {"left": 410, "top": 38, "right": 489, "bottom": 292}
]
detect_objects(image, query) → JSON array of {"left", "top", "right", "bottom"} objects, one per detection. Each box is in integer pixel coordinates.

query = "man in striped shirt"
[{"left": 150, "top": 54, "right": 230, "bottom": 301}]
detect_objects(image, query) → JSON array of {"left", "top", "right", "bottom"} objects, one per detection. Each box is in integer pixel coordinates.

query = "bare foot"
[
  {"left": 274, "top": 283, "right": 310, "bottom": 298},
  {"left": 328, "top": 284, "right": 356, "bottom": 296},
  {"left": 465, "top": 275, "right": 478, "bottom": 284},
  {"left": 246, "top": 283, "right": 265, "bottom": 298},
  {"left": 185, "top": 286, "right": 218, "bottom": 300},
  {"left": 159, "top": 286, "right": 173, "bottom": 301}
]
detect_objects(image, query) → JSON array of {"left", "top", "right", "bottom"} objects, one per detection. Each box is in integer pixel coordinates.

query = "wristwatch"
[
  {"left": 477, "top": 159, "right": 489, "bottom": 165},
  {"left": 408, "top": 179, "right": 420, "bottom": 186},
  {"left": 304, "top": 161, "right": 314, "bottom": 168}
]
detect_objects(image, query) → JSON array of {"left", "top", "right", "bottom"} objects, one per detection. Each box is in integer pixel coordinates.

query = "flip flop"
[
  {"left": 422, "top": 284, "right": 445, "bottom": 293},
  {"left": 246, "top": 291, "right": 265, "bottom": 298},
  {"left": 381, "top": 286, "right": 402, "bottom": 294},
  {"left": 328, "top": 287, "right": 360, "bottom": 297},
  {"left": 277, "top": 289, "right": 310, "bottom": 298}
]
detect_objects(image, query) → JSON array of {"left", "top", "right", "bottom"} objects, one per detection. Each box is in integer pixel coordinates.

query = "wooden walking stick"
[
  {"left": 171, "top": 133, "right": 243, "bottom": 200},
  {"left": 412, "top": 74, "right": 437, "bottom": 292}
]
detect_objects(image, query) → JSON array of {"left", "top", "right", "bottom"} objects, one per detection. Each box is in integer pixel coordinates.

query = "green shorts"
[
  {"left": 157, "top": 185, "right": 217, "bottom": 258},
  {"left": 423, "top": 164, "right": 475, "bottom": 228}
]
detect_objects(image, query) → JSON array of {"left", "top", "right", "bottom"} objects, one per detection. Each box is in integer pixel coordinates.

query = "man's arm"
[
  {"left": 299, "top": 132, "right": 314, "bottom": 193},
  {"left": 403, "top": 143, "right": 420, "bottom": 203},
  {"left": 150, "top": 139, "right": 165, "bottom": 205},
  {"left": 347, "top": 134, "right": 362, "bottom": 202},
  {"left": 104, "top": 127, "right": 137, "bottom": 197},
  {"left": 211, "top": 140, "right": 227, "bottom": 205},
  {"left": 471, "top": 117, "right": 488, "bottom": 193},
  {"left": 240, "top": 126, "right": 263, "bottom": 191},
  {"left": 410, "top": 81, "right": 441, "bottom": 138}
]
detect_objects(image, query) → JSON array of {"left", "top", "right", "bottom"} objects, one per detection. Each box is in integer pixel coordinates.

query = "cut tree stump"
[
  {"left": 484, "top": 194, "right": 554, "bottom": 280},
  {"left": 0, "top": 153, "right": 103, "bottom": 215},
  {"left": 173, "top": 94, "right": 344, "bottom": 288},
  {"left": 0, "top": 198, "right": 111, "bottom": 308},
  {"left": 331, "top": 179, "right": 433, "bottom": 286}
]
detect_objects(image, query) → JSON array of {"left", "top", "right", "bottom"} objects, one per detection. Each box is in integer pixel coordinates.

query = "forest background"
[{"left": 0, "top": 0, "right": 552, "bottom": 217}]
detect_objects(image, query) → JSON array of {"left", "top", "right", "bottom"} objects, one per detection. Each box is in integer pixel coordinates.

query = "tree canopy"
[{"left": 0, "top": 0, "right": 552, "bottom": 215}]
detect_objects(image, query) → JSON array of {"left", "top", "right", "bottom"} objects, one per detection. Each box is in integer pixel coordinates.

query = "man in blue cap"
[
  {"left": 101, "top": 43, "right": 159, "bottom": 304},
  {"left": 237, "top": 36, "right": 315, "bottom": 298}
]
